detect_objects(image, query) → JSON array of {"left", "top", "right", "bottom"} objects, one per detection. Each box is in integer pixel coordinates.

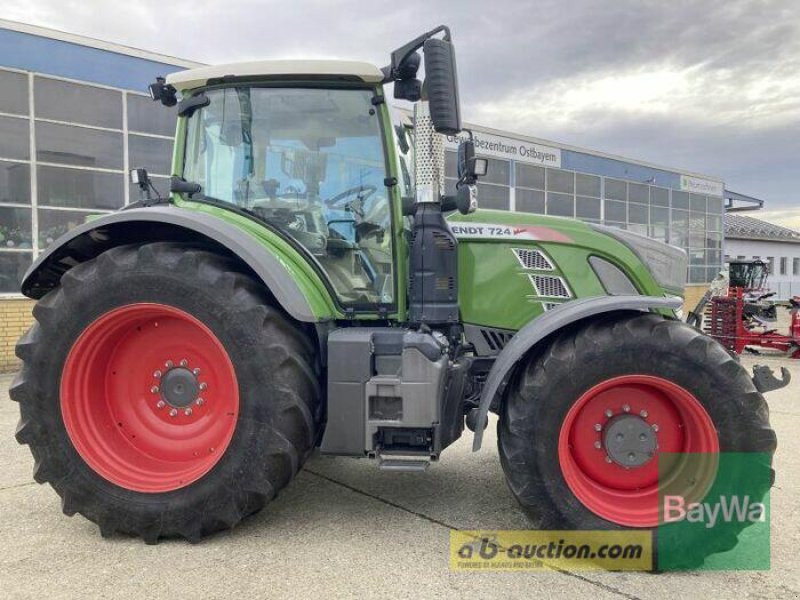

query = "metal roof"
[
  {"left": 725, "top": 214, "right": 800, "bottom": 244},
  {"left": 166, "top": 60, "right": 384, "bottom": 91}
]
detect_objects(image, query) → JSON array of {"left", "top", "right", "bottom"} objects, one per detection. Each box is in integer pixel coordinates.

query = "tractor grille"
[
  {"left": 528, "top": 274, "right": 571, "bottom": 298},
  {"left": 513, "top": 248, "right": 554, "bottom": 271}
]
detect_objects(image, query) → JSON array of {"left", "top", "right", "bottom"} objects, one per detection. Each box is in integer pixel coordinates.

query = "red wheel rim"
[
  {"left": 557, "top": 375, "right": 719, "bottom": 527},
  {"left": 61, "top": 303, "right": 239, "bottom": 493}
]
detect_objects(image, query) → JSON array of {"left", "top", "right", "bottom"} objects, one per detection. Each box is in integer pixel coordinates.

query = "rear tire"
[
  {"left": 11, "top": 242, "right": 322, "bottom": 543},
  {"left": 498, "top": 312, "right": 776, "bottom": 567}
]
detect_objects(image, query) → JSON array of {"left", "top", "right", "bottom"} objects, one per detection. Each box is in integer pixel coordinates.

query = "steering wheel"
[{"left": 325, "top": 185, "right": 377, "bottom": 209}]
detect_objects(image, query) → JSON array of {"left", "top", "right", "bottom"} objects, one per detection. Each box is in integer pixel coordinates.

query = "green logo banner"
[{"left": 657, "top": 452, "right": 771, "bottom": 570}]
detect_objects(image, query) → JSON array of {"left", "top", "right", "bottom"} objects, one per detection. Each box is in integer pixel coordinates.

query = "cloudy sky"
[{"left": 5, "top": 0, "right": 799, "bottom": 225}]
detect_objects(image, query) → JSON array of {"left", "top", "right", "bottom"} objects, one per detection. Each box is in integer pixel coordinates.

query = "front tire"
[
  {"left": 498, "top": 312, "right": 776, "bottom": 566},
  {"left": 12, "top": 242, "right": 321, "bottom": 543}
]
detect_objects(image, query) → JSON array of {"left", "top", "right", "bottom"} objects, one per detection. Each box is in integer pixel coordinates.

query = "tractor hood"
[{"left": 447, "top": 209, "right": 685, "bottom": 331}]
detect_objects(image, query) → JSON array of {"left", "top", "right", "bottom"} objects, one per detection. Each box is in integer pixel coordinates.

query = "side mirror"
[
  {"left": 423, "top": 38, "right": 461, "bottom": 135},
  {"left": 457, "top": 140, "right": 488, "bottom": 183}
]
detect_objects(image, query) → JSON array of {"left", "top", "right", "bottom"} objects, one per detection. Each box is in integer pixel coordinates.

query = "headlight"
[{"left": 590, "top": 224, "right": 687, "bottom": 294}]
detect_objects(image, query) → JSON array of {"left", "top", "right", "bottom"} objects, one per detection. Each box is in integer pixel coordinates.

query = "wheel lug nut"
[
  {"left": 199, "top": 382, "right": 207, "bottom": 390},
  {"left": 151, "top": 386, "right": 159, "bottom": 394},
  {"left": 652, "top": 424, "right": 659, "bottom": 432},
  {"left": 180, "top": 359, "right": 188, "bottom": 367},
  {"left": 594, "top": 441, "right": 602, "bottom": 449},
  {"left": 605, "top": 456, "right": 613, "bottom": 463},
  {"left": 193, "top": 368, "right": 201, "bottom": 376},
  {"left": 196, "top": 398, "right": 205, "bottom": 406},
  {"left": 165, "top": 360, "right": 174, "bottom": 369},
  {"left": 640, "top": 410, "right": 648, "bottom": 418},
  {"left": 169, "top": 408, "right": 178, "bottom": 417},
  {"left": 156, "top": 400, "right": 166, "bottom": 409},
  {"left": 604, "top": 409, "right": 613, "bottom": 418},
  {"left": 184, "top": 407, "right": 193, "bottom": 416},
  {"left": 623, "top": 404, "right": 630, "bottom": 413},
  {"left": 153, "top": 370, "right": 162, "bottom": 379},
  {"left": 594, "top": 423, "right": 602, "bottom": 432}
]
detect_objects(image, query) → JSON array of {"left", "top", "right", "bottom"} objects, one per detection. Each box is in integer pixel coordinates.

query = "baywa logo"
[
  {"left": 657, "top": 453, "right": 772, "bottom": 571},
  {"left": 663, "top": 494, "right": 766, "bottom": 529}
]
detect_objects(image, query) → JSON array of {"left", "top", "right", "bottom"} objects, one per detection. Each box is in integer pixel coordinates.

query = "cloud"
[{"left": 3, "top": 0, "right": 798, "bottom": 210}]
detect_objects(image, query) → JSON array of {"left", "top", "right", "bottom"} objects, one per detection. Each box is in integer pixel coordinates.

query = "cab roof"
[{"left": 166, "top": 60, "right": 384, "bottom": 91}]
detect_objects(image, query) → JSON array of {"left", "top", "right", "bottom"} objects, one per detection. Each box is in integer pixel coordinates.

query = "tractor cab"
[{"left": 728, "top": 259, "right": 769, "bottom": 292}]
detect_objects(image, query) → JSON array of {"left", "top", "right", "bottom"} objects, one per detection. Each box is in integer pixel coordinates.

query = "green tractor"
[{"left": 12, "top": 26, "right": 775, "bottom": 560}]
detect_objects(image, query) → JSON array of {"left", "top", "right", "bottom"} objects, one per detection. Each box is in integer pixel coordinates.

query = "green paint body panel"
[
  {"left": 176, "top": 198, "right": 341, "bottom": 320},
  {"left": 449, "top": 209, "right": 667, "bottom": 331}
]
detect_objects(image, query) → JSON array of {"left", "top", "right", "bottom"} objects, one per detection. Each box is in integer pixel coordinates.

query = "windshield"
[{"left": 183, "top": 86, "right": 394, "bottom": 305}]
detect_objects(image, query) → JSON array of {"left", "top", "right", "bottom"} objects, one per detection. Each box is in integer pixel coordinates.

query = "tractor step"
[{"left": 377, "top": 454, "right": 431, "bottom": 472}]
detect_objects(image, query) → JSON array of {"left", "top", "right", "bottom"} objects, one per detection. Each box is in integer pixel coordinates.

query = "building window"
[
  {"left": 128, "top": 135, "right": 173, "bottom": 176},
  {"left": 672, "top": 191, "right": 690, "bottom": 210},
  {"left": 0, "top": 161, "right": 31, "bottom": 205},
  {"left": 604, "top": 199, "right": 626, "bottom": 223},
  {"left": 766, "top": 257, "right": 774, "bottom": 274},
  {"left": 604, "top": 178, "right": 627, "bottom": 201},
  {"left": 794, "top": 258, "right": 800, "bottom": 276},
  {"left": 476, "top": 182, "right": 509, "bottom": 210},
  {"left": 0, "top": 70, "right": 29, "bottom": 115},
  {"left": 650, "top": 206, "right": 669, "bottom": 242},
  {"left": 0, "top": 206, "right": 33, "bottom": 248},
  {"left": 36, "top": 121, "right": 124, "bottom": 169},
  {"left": 481, "top": 158, "right": 510, "bottom": 186},
  {"left": 34, "top": 77, "right": 123, "bottom": 129},
  {"left": 0, "top": 116, "right": 30, "bottom": 160},
  {"left": 650, "top": 186, "right": 669, "bottom": 207},
  {"left": 576, "top": 173, "right": 600, "bottom": 197},
  {"left": 37, "top": 165, "right": 123, "bottom": 210},
  {"left": 780, "top": 257, "right": 787, "bottom": 275},
  {"left": 546, "top": 168, "right": 574, "bottom": 194},
  {"left": 576, "top": 196, "right": 601, "bottom": 220},
  {"left": 547, "top": 192, "right": 574, "bottom": 217},
  {"left": 127, "top": 93, "right": 176, "bottom": 137},
  {"left": 515, "top": 163, "right": 545, "bottom": 190},
  {"left": 0, "top": 251, "right": 32, "bottom": 294},
  {"left": 628, "top": 182, "right": 649, "bottom": 204},
  {"left": 516, "top": 188, "right": 544, "bottom": 214}
]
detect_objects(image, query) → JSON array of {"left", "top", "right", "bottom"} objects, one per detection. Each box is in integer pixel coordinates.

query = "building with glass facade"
[{"left": 0, "top": 19, "right": 201, "bottom": 295}]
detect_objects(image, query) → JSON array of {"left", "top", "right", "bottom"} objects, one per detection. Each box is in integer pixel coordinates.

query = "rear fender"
[
  {"left": 22, "top": 206, "right": 337, "bottom": 322},
  {"left": 471, "top": 295, "right": 683, "bottom": 450}
]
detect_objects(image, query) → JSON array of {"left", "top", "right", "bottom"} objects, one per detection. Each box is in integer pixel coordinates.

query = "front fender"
[
  {"left": 22, "top": 205, "right": 338, "bottom": 322},
  {"left": 471, "top": 294, "right": 683, "bottom": 450}
]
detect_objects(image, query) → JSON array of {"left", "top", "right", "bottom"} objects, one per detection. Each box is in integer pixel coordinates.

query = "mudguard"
[
  {"left": 22, "top": 205, "right": 333, "bottom": 322},
  {"left": 471, "top": 294, "right": 683, "bottom": 450}
]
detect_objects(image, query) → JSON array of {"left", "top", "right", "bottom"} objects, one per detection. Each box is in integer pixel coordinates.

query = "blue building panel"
[
  {"left": 0, "top": 28, "right": 186, "bottom": 92},
  {"left": 562, "top": 149, "right": 682, "bottom": 190}
]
